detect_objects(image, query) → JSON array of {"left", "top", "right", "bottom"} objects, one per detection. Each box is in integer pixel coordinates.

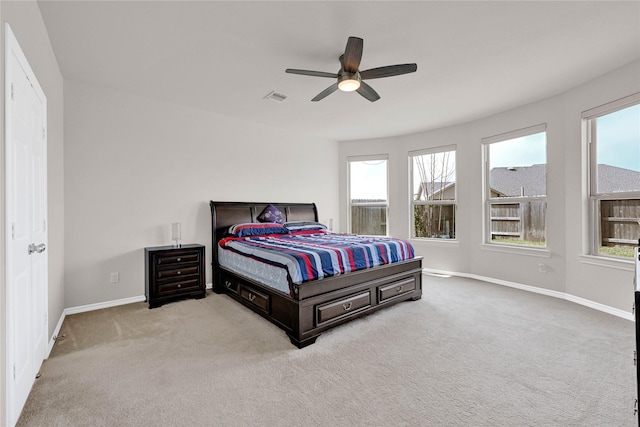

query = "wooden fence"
[
  {"left": 351, "top": 205, "right": 387, "bottom": 235},
  {"left": 600, "top": 199, "right": 640, "bottom": 247},
  {"left": 490, "top": 201, "right": 546, "bottom": 243}
]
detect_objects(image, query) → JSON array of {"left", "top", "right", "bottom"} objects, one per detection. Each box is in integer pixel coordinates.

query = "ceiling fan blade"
[
  {"left": 342, "top": 37, "right": 363, "bottom": 73},
  {"left": 360, "top": 63, "right": 417, "bottom": 80},
  {"left": 311, "top": 83, "right": 339, "bottom": 102},
  {"left": 356, "top": 81, "right": 380, "bottom": 102},
  {"left": 286, "top": 69, "right": 339, "bottom": 78}
]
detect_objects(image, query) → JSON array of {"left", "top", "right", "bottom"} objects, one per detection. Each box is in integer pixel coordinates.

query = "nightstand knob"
[
  {"left": 177, "top": 258, "right": 182, "bottom": 262},
  {"left": 177, "top": 271, "right": 181, "bottom": 275},
  {"left": 177, "top": 284, "right": 181, "bottom": 288}
]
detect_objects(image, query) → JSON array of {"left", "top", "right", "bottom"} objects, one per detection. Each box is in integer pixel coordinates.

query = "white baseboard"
[
  {"left": 423, "top": 268, "right": 634, "bottom": 321},
  {"left": 47, "top": 310, "right": 66, "bottom": 357},
  {"left": 64, "top": 295, "right": 147, "bottom": 315}
]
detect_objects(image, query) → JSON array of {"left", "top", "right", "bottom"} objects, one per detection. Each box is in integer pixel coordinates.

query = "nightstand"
[{"left": 144, "top": 244, "right": 205, "bottom": 308}]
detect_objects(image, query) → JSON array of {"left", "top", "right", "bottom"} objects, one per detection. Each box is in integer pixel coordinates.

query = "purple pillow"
[
  {"left": 227, "top": 223, "right": 289, "bottom": 237},
  {"left": 257, "top": 204, "right": 285, "bottom": 224}
]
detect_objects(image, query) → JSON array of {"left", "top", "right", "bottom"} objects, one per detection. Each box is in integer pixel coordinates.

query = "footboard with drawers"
[{"left": 210, "top": 201, "right": 423, "bottom": 348}]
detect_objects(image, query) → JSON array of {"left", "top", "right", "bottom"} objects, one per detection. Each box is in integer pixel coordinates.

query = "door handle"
[{"left": 28, "top": 243, "right": 46, "bottom": 255}]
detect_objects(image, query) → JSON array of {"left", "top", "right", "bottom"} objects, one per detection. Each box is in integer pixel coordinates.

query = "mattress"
[
  {"left": 218, "top": 245, "right": 291, "bottom": 295},
  {"left": 219, "top": 231, "right": 415, "bottom": 294}
]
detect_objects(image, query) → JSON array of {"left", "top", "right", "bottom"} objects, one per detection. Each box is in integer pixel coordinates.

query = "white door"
[{"left": 5, "top": 24, "right": 48, "bottom": 427}]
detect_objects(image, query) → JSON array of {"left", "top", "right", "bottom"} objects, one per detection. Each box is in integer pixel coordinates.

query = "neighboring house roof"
[
  {"left": 595, "top": 164, "right": 640, "bottom": 193},
  {"left": 415, "top": 164, "right": 640, "bottom": 199},
  {"left": 490, "top": 164, "right": 546, "bottom": 197},
  {"left": 416, "top": 182, "right": 455, "bottom": 199}
]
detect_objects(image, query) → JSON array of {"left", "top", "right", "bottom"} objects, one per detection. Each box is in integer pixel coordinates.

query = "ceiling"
[{"left": 37, "top": 1, "right": 640, "bottom": 141}]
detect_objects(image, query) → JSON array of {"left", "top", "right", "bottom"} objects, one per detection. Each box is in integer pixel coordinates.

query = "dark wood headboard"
[{"left": 209, "top": 201, "right": 318, "bottom": 269}]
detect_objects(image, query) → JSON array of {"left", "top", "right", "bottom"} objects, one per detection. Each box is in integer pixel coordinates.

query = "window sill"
[
  {"left": 409, "top": 238, "right": 459, "bottom": 247},
  {"left": 578, "top": 254, "right": 633, "bottom": 272},
  {"left": 480, "top": 243, "right": 550, "bottom": 258}
]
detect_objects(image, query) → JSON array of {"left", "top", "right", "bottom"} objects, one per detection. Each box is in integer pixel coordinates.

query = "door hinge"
[
  {"left": 43, "top": 219, "right": 47, "bottom": 232},
  {"left": 13, "top": 363, "right": 16, "bottom": 380},
  {"left": 44, "top": 313, "right": 48, "bottom": 325},
  {"left": 10, "top": 82, "right": 14, "bottom": 100},
  {"left": 11, "top": 223, "right": 16, "bottom": 240}
]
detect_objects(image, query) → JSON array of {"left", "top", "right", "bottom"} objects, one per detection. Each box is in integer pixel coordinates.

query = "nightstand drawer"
[
  {"left": 155, "top": 251, "right": 200, "bottom": 266},
  {"left": 157, "top": 264, "right": 199, "bottom": 280},
  {"left": 157, "top": 278, "right": 200, "bottom": 295}
]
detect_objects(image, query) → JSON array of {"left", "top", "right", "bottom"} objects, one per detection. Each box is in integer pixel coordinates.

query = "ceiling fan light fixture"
[
  {"left": 338, "top": 73, "right": 361, "bottom": 92},
  {"left": 285, "top": 36, "right": 416, "bottom": 102}
]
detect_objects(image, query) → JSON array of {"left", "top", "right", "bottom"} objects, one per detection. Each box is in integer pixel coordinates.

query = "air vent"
[{"left": 264, "top": 91, "right": 287, "bottom": 102}]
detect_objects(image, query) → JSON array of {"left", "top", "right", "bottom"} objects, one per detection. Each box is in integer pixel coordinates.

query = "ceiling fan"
[{"left": 285, "top": 36, "right": 417, "bottom": 102}]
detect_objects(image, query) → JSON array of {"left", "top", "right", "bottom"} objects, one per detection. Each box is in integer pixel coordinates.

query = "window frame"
[
  {"left": 583, "top": 93, "right": 640, "bottom": 259},
  {"left": 409, "top": 145, "right": 457, "bottom": 240},
  {"left": 347, "top": 154, "right": 389, "bottom": 236},
  {"left": 482, "top": 123, "right": 548, "bottom": 248}
]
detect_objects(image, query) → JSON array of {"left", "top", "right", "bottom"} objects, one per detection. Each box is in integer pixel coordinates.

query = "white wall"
[
  {"left": 563, "top": 62, "right": 640, "bottom": 311},
  {"left": 339, "top": 60, "right": 640, "bottom": 314},
  {"left": 0, "top": 0, "right": 65, "bottom": 422},
  {"left": 64, "top": 80, "right": 339, "bottom": 308}
]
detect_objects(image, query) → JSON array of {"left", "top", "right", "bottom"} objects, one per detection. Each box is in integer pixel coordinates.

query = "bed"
[{"left": 210, "top": 201, "right": 423, "bottom": 348}]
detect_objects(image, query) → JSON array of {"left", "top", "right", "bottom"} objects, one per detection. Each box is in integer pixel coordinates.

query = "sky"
[
  {"left": 597, "top": 103, "right": 640, "bottom": 172},
  {"left": 489, "top": 132, "right": 546, "bottom": 168},
  {"left": 350, "top": 159, "right": 387, "bottom": 200}
]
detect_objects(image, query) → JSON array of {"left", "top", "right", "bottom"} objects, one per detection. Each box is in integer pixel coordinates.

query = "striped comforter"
[{"left": 220, "top": 231, "right": 415, "bottom": 285}]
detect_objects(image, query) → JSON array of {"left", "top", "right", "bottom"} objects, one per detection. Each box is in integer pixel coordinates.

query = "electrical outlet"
[{"left": 110, "top": 272, "right": 119, "bottom": 283}]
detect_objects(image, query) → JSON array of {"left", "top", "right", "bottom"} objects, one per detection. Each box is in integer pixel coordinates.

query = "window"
[
  {"left": 585, "top": 94, "right": 640, "bottom": 259},
  {"left": 410, "top": 146, "right": 456, "bottom": 239},
  {"left": 482, "top": 125, "right": 547, "bottom": 247},
  {"left": 348, "top": 156, "right": 388, "bottom": 235}
]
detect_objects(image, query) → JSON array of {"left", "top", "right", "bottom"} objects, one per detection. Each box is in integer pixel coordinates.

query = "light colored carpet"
[{"left": 17, "top": 275, "right": 636, "bottom": 426}]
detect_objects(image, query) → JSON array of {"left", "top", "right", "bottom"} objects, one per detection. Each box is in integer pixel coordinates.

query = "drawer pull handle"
[
  {"left": 225, "top": 280, "right": 232, "bottom": 288},
  {"left": 395, "top": 285, "right": 404, "bottom": 293},
  {"left": 177, "top": 258, "right": 182, "bottom": 262},
  {"left": 177, "top": 271, "right": 181, "bottom": 275},
  {"left": 248, "top": 293, "right": 256, "bottom": 302},
  {"left": 343, "top": 302, "right": 352, "bottom": 311},
  {"left": 177, "top": 284, "right": 181, "bottom": 288}
]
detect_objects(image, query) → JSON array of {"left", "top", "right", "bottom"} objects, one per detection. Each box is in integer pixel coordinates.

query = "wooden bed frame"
[{"left": 210, "top": 201, "right": 423, "bottom": 348}]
